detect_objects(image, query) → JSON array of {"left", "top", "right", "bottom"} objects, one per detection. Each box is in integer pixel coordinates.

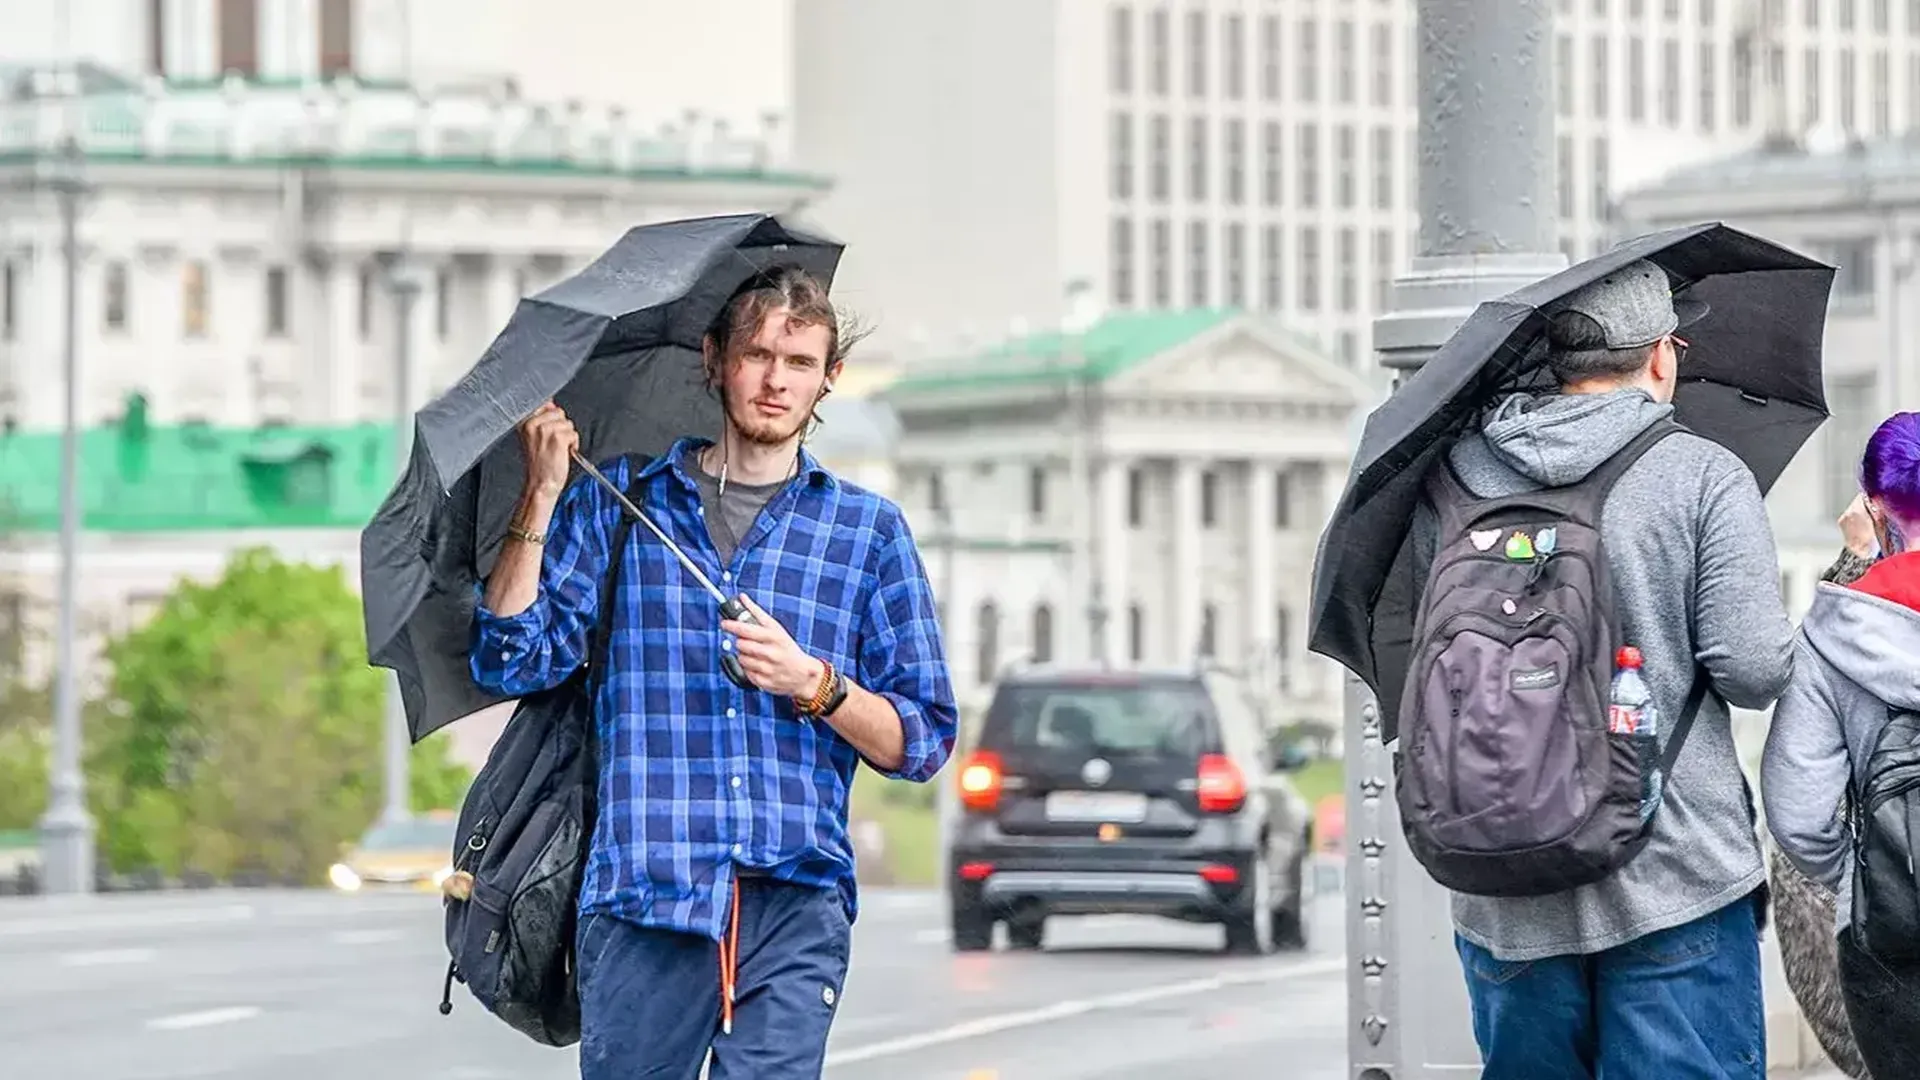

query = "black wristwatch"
[{"left": 818, "top": 668, "right": 850, "bottom": 717}]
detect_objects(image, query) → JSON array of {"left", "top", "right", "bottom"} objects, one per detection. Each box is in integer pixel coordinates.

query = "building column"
[
  {"left": 279, "top": 0, "right": 321, "bottom": 80},
  {"left": 1170, "top": 456, "right": 1202, "bottom": 664},
  {"left": 1095, "top": 456, "right": 1129, "bottom": 665},
  {"left": 323, "top": 252, "right": 360, "bottom": 421},
  {"left": 1246, "top": 459, "right": 1277, "bottom": 680}
]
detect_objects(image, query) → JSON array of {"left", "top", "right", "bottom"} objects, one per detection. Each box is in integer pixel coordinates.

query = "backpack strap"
[{"left": 1657, "top": 668, "right": 1709, "bottom": 780}]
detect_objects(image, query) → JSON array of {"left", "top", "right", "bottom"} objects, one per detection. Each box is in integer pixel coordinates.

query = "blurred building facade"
[
  {"left": 879, "top": 309, "right": 1364, "bottom": 725},
  {"left": 792, "top": 0, "right": 1920, "bottom": 376}
]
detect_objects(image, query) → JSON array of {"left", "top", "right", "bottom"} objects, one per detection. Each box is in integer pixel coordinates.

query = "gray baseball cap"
[{"left": 1550, "top": 259, "right": 1710, "bottom": 350}]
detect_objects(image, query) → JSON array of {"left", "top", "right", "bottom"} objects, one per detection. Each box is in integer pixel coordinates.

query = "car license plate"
[{"left": 1045, "top": 791, "right": 1148, "bottom": 823}]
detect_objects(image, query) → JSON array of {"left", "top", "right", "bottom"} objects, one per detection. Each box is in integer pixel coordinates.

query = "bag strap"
[{"left": 1657, "top": 667, "right": 1710, "bottom": 780}]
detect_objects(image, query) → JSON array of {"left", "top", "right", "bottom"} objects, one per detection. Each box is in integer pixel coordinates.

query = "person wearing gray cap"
[{"left": 1407, "top": 258, "right": 1795, "bottom": 1078}]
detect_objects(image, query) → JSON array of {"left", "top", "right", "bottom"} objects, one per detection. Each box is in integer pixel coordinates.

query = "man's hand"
[
  {"left": 1839, "top": 492, "right": 1880, "bottom": 559},
  {"left": 722, "top": 595, "right": 827, "bottom": 700}
]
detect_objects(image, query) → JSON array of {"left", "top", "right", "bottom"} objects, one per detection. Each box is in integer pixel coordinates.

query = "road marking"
[
  {"left": 60, "top": 948, "right": 156, "bottom": 967},
  {"left": 331, "top": 928, "right": 405, "bottom": 946},
  {"left": 0, "top": 903, "right": 253, "bottom": 937},
  {"left": 145, "top": 1006, "right": 262, "bottom": 1031},
  {"left": 824, "top": 955, "right": 1347, "bottom": 1067}
]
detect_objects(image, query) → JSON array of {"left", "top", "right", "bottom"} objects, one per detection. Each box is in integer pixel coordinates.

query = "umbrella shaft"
[{"left": 569, "top": 450, "right": 729, "bottom": 605}]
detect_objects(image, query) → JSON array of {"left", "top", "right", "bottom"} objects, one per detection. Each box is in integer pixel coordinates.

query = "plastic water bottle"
[{"left": 1610, "top": 646, "right": 1662, "bottom": 822}]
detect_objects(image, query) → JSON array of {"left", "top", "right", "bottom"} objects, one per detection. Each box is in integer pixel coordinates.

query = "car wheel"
[
  {"left": 1223, "top": 852, "right": 1275, "bottom": 956},
  {"left": 1273, "top": 855, "right": 1309, "bottom": 951},
  {"left": 950, "top": 897, "right": 994, "bottom": 952},
  {"left": 1006, "top": 915, "right": 1045, "bottom": 951}
]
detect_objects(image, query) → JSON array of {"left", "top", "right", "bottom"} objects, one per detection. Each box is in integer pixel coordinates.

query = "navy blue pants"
[
  {"left": 576, "top": 877, "right": 852, "bottom": 1080},
  {"left": 1455, "top": 891, "right": 1765, "bottom": 1080}
]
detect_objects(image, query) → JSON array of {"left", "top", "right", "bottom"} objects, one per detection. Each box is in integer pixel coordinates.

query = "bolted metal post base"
[{"left": 38, "top": 804, "right": 96, "bottom": 895}]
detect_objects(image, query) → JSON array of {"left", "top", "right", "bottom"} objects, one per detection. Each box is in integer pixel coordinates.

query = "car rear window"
[{"left": 979, "top": 679, "right": 1220, "bottom": 759}]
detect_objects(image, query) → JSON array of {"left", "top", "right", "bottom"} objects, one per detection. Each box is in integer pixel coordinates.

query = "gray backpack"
[{"left": 1397, "top": 418, "right": 1706, "bottom": 898}]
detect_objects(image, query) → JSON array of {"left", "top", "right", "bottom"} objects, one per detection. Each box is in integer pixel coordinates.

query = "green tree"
[{"left": 85, "top": 547, "right": 471, "bottom": 882}]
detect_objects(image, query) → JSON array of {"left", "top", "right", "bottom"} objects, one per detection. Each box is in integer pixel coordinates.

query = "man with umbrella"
[
  {"left": 469, "top": 263, "right": 958, "bottom": 1079},
  {"left": 1324, "top": 243, "right": 1811, "bottom": 1077}
]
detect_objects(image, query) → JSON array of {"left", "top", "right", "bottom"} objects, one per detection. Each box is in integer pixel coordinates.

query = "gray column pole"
[
  {"left": 1347, "top": 2, "right": 1565, "bottom": 1077},
  {"left": 380, "top": 268, "right": 423, "bottom": 827},
  {"left": 39, "top": 132, "right": 95, "bottom": 895}
]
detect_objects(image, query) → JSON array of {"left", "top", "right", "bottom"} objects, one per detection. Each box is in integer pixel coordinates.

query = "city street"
[{"left": 0, "top": 876, "right": 1348, "bottom": 1080}]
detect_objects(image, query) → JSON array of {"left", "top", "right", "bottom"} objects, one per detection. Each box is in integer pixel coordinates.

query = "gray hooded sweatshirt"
[
  {"left": 1762, "top": 561, "right": 1920, "bottom": 936},
  {"left": 1413, "top": 388, "right": 1796, "bottom": 962}
]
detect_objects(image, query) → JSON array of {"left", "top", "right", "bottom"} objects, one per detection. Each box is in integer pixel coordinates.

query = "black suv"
[{"left": 945, "top": 667, "right": 1314, "bottom": 955}]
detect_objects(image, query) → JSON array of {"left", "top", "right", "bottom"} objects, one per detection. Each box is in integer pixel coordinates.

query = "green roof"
[
  {"left": 884, "top": 309, "right": 1240, "bottom": 395},
  {"left": 0, "top": 412, "right": 397, "bottom": 534}
]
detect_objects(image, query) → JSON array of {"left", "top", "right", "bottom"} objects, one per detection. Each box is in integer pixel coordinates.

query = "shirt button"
[
  {"left": 730, "top": 843, "right": 742, "bottom": 856},
  {"left": 722, "top": 571, "right": 731, "bottom": 583},
  {"left": 499, "top": 650, "right": 510, "bottom": 663},
  {"left": 731, "top": 776, "right": 742, "bottom": 789},
  {"left": 721, "top": 639, "right": 733, "bottom": 651},
  {"left": 726, "top": 707, "right": 736, "bottom": 718}
]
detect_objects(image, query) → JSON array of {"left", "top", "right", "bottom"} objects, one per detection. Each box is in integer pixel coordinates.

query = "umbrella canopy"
[
  {"left": 362, "top": 212, "right": 845, "bottom": 740},
  {"left": 1309, "top": 222, "right": 1835, "bottom": 718}
]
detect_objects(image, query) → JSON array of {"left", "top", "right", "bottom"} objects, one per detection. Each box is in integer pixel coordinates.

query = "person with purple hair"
[{"left": 1765, "top": 410, "right": 1920, "bottom": 1078}]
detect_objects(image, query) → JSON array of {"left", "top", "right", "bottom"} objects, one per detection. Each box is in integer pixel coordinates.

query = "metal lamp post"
[
  {"left": 1343, "top": 1, "right": 1565, "bottom": 1076},
  {"left": 379, "top": 257, "right": 425, "bottom": 827},
  {"left": 37, "top": 121, "right": 95, "bottom": 895}
]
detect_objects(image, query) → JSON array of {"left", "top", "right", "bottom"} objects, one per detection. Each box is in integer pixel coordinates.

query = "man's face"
[{"left": 714, "top": 307, "right": 838, "bottom": 447}]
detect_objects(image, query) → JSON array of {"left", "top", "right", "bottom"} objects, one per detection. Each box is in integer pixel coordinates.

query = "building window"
[
  {"left": 1149, "top": 219, "right": 1172, "bottom": 306},
  {"left": 1148, "top": 7, "right": 1170, "bottom": 95},
  {"left": 319, "top": 0, "right": 353, "bottom": 76},
  {"left": 1127, "top": 466, "right": 1145, "bottom": 527},
  {"left": 976, "top": 601, "right": 1000, "bottom": 685},
  {"left": 1591, "top": 37, "right": 1610, "bottom": 119},
  {"left": 1874, "top": 50, "right": 1892, "bottom": 136},
  {"left": 101, "top": 261, "right": 128, "bottom": 333},
  {"left": 357, "top": 265, "right": 373, "bottom": 341},
  {"left": 1876, "top": 0, "right": 1892, "bottom": 33},
  {"left": 1843, "top": 0, "right": 1859, "bottom": 29},
  {"left": 1629, "top": 37, "right": 1647, "bottom": 121},
  {"left": 1557, "top": 34, "right": 1574, "bottom": 118},
  {"left": 1335, "top": 20, "right": 1356, "bottom": 104},
  {"left": 1374, "top": 228, "right": 1395, "bottom": 310},
  {"left": 1224, "top": 118, "right": 1245, "bottom": 205},
  {"left": 1185, "top": 9, "right": 1208, "bottom": 97},
  {"left": 1186, "top": 116, "right": 1208, "bottom": 200},
  {"left": 1186, "top": 221, "right": 1210, "bottom": 307},
  {"left": 218, "top": 0, "right": 260, "bottom": 77},
  {"left": 1804, "top": 48, "right": 1821, "bottom": 129},
  {"left": 1032, "top": 604, "right": 1055, "bottom": 663},
  {"left": 1274, "top": 470, "right": 1293, "bottom": 528},
  {"left": 1128, "top": 604, "right": 1145, "bottom": 662},
  {"left": 1112, "top": 113, "right": 1135, "bottom": 199},
  {"left": 1733, "top": 38, "right": 1754, "bottom": 127},
  {"left": 1111, "top": 217, "right": 1136, "bottom": 307},
  {"left": 1224, "top": 224, "right": 1248, "bottom": 307},
  {"left": 435, "top": 267, "right": 451, "bottom": 341},
  {"left": 928, "top": 470, "right": 946, "bottom": 513},
  {"left": 1261, "top": 225, "right": 1282, "bottom": 311},
  {"left": 1661, "top": 39, "right": 1682, "bottom": 125},
  {"left": 1200, "top": 469, "right": 1219, "bottom": 526},
  {"left": 1261, "top": 121, "right": 1282, "bottom": 206},
  {"left": 1335, "top": 125, "right": 1356, "bottom": 209},
  {"left": 1337, "top": 228, "right": 1358, "bottom": 313},
  {"left": 264, "top": 265, "right": 288, "bottom": 337},
  {"left": 1223, "top": 14, "right": 1245, "bottom": 99},
  {"left": 1557, "top": 135, "right": 1575, "bottom": 219},
  {"left": 1298, "top": 226, "right": 1321, "bottom": 311},
  {"left": 1148, "top": 114, "right": 1170, "bottom": 201},
  {"left": 1028, "top": 464, "right": 1047, "bottom": 520},
  {"left": 148, "top": 0, "right": 168, "bottom": 75},
  {"left": 1275, "top": 605, "right": 1293, "bottom": 690},
  {"left": 1, "top": 260, "right": 14, "bottom": 340},
  {"left": 1259, "top": 15, "right": 1281, "bottom": 101},
  {"left": 1591, "top": 137, "right": 1612, "bottom": 222},
  {"left": 1297, "top": 124, "right": 1319, "bottom": 208},
  {"left": 1812, "top": 238, "right": 1877, "bottom": 310},
  {"left": 1110, "top": 4, "right": 1135, "bottom": 94},
  {"left": 1296, "top": 19, "right": 1318, "bottom": 103},
  {"left": 1198, "top": 604, "right": 1218, "bottom": 659},
  {"left": 182, "top": 260, "right": 210, "bottom": 338},
  {"left": 1371, "top": 22, "right": 1393, "bottom": 107},
  {"left": 1841, "top": 49, "right": 1859, "bottom": 135},
  {"left": 1824, "top": 373, "right": 1878, "bottom": 516},
  {"left": 1370, "top": 125, "right": 1393, "bottom": 210}
]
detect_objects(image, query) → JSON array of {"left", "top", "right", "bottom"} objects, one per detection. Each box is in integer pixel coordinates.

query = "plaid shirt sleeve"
[
  {"left": 469, "top": 465, "right": 619, "bottom": 698},
  {"left": 856, "top": 512, "right": 959, "bottom": 783}
]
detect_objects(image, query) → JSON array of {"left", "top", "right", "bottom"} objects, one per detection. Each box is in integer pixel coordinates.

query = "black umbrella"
[
  {"left": 1309, "top": 222, "right": 1835, "bottom": 722},
  {"left": 362, "top": 212, "right": 845, "bottom": 740}
]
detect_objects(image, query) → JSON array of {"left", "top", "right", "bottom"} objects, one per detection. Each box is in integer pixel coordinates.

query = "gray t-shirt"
[{"left": 689, "top": 467, "right": 785, "bottom": 564}]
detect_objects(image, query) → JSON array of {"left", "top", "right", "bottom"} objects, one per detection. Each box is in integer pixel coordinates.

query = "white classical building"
[
  {"left": 878, "top": 308, "right": 1365, "bottom": 723},
  {"left": 793, "top": 0, "right": 1920, "bottom": 374}
]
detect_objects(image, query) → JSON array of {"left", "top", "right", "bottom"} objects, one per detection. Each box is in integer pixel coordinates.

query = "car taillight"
[
  {"left": 957, "top": 751, "right": 1003, "bottom": 813},
  {"left": 1196, "top": 753, "right": 1246, "bottom": 814}
]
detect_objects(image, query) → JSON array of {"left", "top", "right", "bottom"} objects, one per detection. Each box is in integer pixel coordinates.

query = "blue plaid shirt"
[{"left": 469, "top": 438, "right": 957, "bottom": 942}]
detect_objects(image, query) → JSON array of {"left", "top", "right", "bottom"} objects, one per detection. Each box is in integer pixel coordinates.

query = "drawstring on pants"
[{"left": 718, "top": 883, "right": 742, "bottom": 1035}]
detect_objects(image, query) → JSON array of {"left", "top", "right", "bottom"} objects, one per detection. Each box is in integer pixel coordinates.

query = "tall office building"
[{"left": 794, "top": 0, "right": 1920, "bottom": 368}]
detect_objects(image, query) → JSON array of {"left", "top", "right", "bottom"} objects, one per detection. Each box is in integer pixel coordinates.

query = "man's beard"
[{"left": 725, "top": 393, "right": 808, "bottom": 447}]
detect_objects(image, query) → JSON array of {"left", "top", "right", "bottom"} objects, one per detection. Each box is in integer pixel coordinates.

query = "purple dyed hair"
[{"left": 1861, "top": 411, "right": 1920, "bottom": 527}]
